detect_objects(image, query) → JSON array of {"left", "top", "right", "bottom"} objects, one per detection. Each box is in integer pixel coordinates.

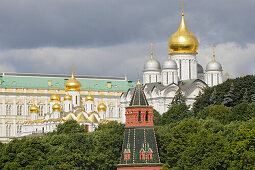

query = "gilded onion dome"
[
  {"left": 30, "top": 103, "right": 39, "bottom": 113},
  {"left": 52, "top": 103, "right": 61, "bottom": 111},
  {"left": 64, "top": 67, "right": 82, "bottom": 91},
  {"left": 169, "top": 11, "right": 199, "bottom": 54},
  {"left": 50, "top": 94, "right": 61, "bottom": 102},
  {"left": 64, "top": 94, "right": 72, "bottom": 101},
  {"left": 85, "top": 94, "right": 94, "bottom": 102},
  {"left": 97, "top": 102, "right": 107, "bottom": 112}
]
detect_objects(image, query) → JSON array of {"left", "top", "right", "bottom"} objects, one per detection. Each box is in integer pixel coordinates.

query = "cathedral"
[
  {"left": 120, "top": 9, "right": 224, "bottom": 121},
  {"left": 0, "top": 70, "right": 134, "bottom": 143},
  {"left": 20, "top": 69, "right": 110, "bottom": 137}
]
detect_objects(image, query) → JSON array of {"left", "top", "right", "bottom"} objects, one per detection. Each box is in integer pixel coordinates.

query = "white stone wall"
[
  {"left": 205, "top": 71, "right": 223, "bottom": 87},
  {"left": 171, "top": 53, "right": 198, "bottom": 80}
]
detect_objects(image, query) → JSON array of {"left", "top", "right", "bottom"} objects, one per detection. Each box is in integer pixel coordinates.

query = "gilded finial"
[
  {"left": 168, "top": 53, "right": 171, "bottom": 60},
  {"left": 225, "top": 72, "right": 230, "bottom": 79},
  {"left": 212, "top": 45, "right": 216, "bottom": 61},
  {"left": 150, "top": 43, "right": 154, "bottom": 59},
  {"left": 137, "top": 75, "right": 141, "bottom": 85},
  {"left": 181, "top": 1, "right": 184, "bottom": 16},
  {"left": 125, "top": 72, "right": 127, "bottom": 81}
]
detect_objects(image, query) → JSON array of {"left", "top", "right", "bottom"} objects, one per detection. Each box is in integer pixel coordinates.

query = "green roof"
[{"left": 0, "top": 73, "right": 135, "bottom": 92}]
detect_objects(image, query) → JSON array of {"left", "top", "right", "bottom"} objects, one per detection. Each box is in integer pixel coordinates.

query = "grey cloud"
[{"left": 0, "top": 0, "right": 254, "bottom": 49}]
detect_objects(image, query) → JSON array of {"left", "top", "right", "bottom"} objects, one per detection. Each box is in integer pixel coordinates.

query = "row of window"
[
  {"left": 138, "top": 111, "right": 149, "bottom": 122},
  {"left": 124, "top": 149, "right": 153, "bottom": 161},
  {"left": 4, "top": 105, "right": 44, "bottom": 116},
  {"left": 0, "top": 124, "right": 22, "bottom": 137}
]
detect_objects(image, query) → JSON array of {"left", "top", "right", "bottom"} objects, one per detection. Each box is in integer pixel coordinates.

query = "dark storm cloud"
[{"left": 0, "top": 0, "right": 254, "bottom": 49}]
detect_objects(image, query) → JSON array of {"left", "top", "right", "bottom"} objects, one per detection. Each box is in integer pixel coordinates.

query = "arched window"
[
  {"left": 17, "top": 105, "right": 22, "bottom": 116},
  {"left": 6, "top": 124, "right": 11, "bottom": 137},
  {"left": 39, "top": 105, "right": 43, "bottom": 116},
  {"left": 76, "top": 96, "right": 78, "bottom": 105},
  {"left": 17, "top": 124, "right": 22, "bottom": 133},
  {"left": 138, "top": 111, "right": 141, "bottom": 121},
  {"left": 145, "top": 111, "right": 149, "bottom": 122},
  {"left": 6, "top": 105, "right": 12, "bottom": 115}
]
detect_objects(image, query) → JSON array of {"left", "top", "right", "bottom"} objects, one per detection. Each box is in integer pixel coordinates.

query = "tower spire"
[
  {"left": 137, "top": 75, "right": 141, "bottom": 85},
  {"left": 212, "top": 45, "right": 216, "bottom": 61},
  {"left": 71, "top": 64, "right": 74, "bottom": 78},
  {"left": 150, "top": 43, "right": 154, "bottom": 59}
]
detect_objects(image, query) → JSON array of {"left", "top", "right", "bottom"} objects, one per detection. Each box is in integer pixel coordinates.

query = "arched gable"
[{"left": 162, "top": 84, "right": 179, "bottom": 97}]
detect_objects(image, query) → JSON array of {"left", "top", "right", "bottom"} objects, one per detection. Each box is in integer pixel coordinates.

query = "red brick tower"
[{"left": 118, "top": 77, "right": 162, "bottom": 170}]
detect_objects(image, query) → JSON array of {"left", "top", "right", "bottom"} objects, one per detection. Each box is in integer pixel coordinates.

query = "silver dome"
[
  {"left": 163, "top": 59, "right": 177, "bottom": 69},
  {"left": 206, "top": 60, "right": 223, "bottom": 71},
  {"left": 143, "top": 58, "right": 161, "bottom": 71},
  {"left": 197, "top": 63, "right": 204, "bottom": 73}
]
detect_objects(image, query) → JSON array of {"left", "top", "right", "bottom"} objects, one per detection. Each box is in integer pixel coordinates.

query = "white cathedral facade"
[
  {"left": 20, "top": 70, "right": 109, "bottom": 138},
  {"left": 120, "top": 10, "right": 223, "bottom": 122}
]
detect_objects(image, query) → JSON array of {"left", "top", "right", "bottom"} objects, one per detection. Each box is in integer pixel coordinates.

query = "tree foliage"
[
  {"left": 0, "top": 120, "right": 124, "bottom": 170},
  {"left": 1, "top": 76, "right": 255, "bottom": 169},
  {"left": 193, "top": 75, "right": 255, "bottom": 114}
]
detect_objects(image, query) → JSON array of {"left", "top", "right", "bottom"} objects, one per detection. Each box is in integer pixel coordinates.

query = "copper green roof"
[{"left": 0, "top": 73, "right": 135, "bottom": 92}]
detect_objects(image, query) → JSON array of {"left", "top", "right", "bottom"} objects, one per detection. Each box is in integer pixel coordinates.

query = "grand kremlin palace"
[{"left": 0, "top": 72, "right": 135, "bottom": 143}]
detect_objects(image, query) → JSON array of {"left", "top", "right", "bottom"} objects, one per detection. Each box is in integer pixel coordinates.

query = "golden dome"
[
  {"left": 64, "top": 94, "right": 72, "bottom": 101},
  {"left": 50, "top": 94, "right": 61, "bottom": 102},
  {"left": 97, "top": 102, "right": 107, "bottom": 112},
  {"left": 85, "top": 94, "right": 94, "bottom": 102},
  {"left": 64, "top": 68, "right": 82, "bottom": 91},
  {"left": 169, "top": 12, "right": 199, "bottom": 54},
  {"left": 52, "top": 103, "right": 61, "bottom": 111},
  {"left": 30, "top": 104, "right": 39, "bottom": 113}
]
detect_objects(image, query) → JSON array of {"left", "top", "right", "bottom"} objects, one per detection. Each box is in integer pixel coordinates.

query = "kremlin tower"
[{"left": 118, "top": 77, "right": 162, "bottom": 170}]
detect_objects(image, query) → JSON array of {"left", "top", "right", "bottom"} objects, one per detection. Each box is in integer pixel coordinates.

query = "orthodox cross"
[
  {"left": 212, "top": 45, "right": 216, "bottom": 61},
  {"left": 225, "top": 72, "right": 230, "bottom": 79},
  {"left": 150, "top": 43, "right": 154, "bottom": 59}
]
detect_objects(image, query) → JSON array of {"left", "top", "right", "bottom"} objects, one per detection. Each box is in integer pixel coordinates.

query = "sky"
[{"left": 0, "top": 0, "right": 254, "bottom": 82}]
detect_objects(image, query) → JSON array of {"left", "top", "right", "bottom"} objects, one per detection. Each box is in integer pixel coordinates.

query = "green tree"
[
  {"left": 222, "top": 83, "right": 234, "bottom": 108},
  {"left": 55, "top": 120, "right": 86, "bottom": 134},
  {"left": 153, "top": 109, "right": 162, "bottom": 126},
  {"left": 241, "top": 88, "right": 249, "bottom": 103},
  {"left": 157, "top": 119, "right": 229, "bottom": 169},
  {"left": 193, "top": 75, "right": 255, "bottom": 113},
  {"left": 196, "top": 105, "right": 232, "bottom": 124},
  {"left": 209, "top": 88, "right": 217, "bottom": 106},
  {"left": 227, "top": 118, "right": 255, "bottom": 169},
  {"left": 171, "top": 88, "right": 186, "bottom": 105},
  {"left": 161, "top": 104, "right": 191, "bottom": 125}
]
